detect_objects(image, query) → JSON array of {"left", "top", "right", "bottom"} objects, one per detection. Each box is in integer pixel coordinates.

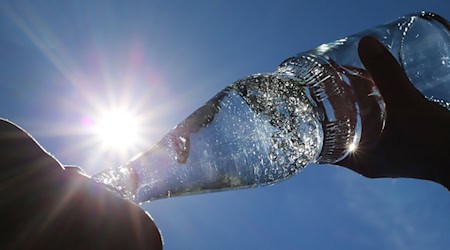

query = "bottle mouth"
[
  {"left": 277, "top": 54, "right": 362, "bottom": 163},
  {"left": 415, "top": 11, "right": 450, "bottom": 30},
  {"left": 398, "top": 11, "right": 450, "bottom": 107}
]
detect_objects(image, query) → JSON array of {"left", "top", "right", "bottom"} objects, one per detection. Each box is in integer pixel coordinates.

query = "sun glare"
[
  {"left": 348, "top": 143, "right": 357, "bottom": 152},
  {"left": 94, "top": 109, "right": 141, "bottom": 151}
]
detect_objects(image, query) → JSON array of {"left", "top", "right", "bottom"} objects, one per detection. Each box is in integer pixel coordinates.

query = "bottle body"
[
  {"left": 95, "top": 74, "right": 323, "bottom": 202},
  {"left": 93, "top": 11, "right": 450, "bottom": 203}
]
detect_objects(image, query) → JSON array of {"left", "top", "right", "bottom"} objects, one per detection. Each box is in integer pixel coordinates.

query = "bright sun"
[{"left": 94, "top": 109, "right": 141, "bottom": 151}]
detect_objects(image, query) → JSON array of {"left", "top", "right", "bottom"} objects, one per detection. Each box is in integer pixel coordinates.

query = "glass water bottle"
[{"left": 93, "top": 11, "right": 450, "bottom": 203}]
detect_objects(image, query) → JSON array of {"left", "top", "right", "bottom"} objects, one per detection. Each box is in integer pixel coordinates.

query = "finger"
[
  {"left": 358, "top": 36, "right": 423, "bottom": 107},
  {"left": 0, "top": 119, "right": 63, "bottom": 180},
  {"left": 74, "top": 170, "right": 162, "bottom": 250},
  {"left": 16, "top": 171, "right": 163, "bottom": 249},
  {"left": 63, "top": 174, "right": 163, "bottom": 250}
]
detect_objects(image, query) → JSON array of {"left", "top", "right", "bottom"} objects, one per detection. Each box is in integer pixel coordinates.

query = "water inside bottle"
[{"left": 93, "top": 74, "right": 324, "bottom": 203}]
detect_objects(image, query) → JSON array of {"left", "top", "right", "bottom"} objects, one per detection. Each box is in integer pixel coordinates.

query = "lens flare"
[{"left": 93, "top": 109, "right": 141, "bottom": 151}]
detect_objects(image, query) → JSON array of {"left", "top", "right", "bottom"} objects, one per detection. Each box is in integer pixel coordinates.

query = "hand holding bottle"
[{"left": 337, "top": 37, "right": 450, "bottom": 189}]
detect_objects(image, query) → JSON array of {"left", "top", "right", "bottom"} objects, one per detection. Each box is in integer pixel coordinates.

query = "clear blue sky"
[{"left": 0, "top": 1, "right": 449, "bottom": 249}]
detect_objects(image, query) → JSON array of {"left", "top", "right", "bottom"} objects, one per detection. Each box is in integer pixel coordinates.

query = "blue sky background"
[{"left": 0, "top": 1, "right": 449, "bottom": 249}]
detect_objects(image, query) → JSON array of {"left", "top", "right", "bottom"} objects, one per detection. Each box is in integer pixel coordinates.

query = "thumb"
[{"left": 358, "top": 36, "right": 424, "bottom": 108}]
